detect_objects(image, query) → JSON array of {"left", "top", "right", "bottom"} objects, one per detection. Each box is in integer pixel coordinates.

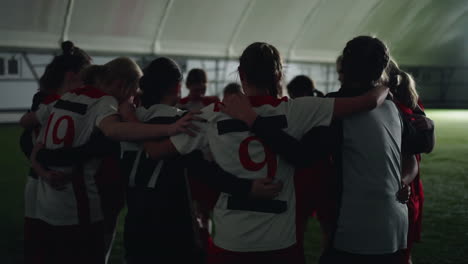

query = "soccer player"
[
  {"left": 386, "top": 59, "right": 435, "bottom": 264},
  {"left": 222, "top": 36, "right": 410, "bottom": 264},
  {"left": 119, "top": 42, "right": 389, "bottom": 264},
  {"left": 287, "top": 75, "right": 324, "bottom": 98},
  {"left": 19, "top": 41, "right": 92, "bottom": 264},
  {"left": 177, "top": 68, "right": 220, "bottom": 110},
  {"left": 20, "top": 57, "right": 197, "bottom": 264},
  {"left": 177, "top": 68, "right": 221, "bottom": 247},
  {"left": 119, "top": 57, "right": 282, "bottom": 263},
  {"left": 223, "top": 82, "right": 242, "bottom": 98}
]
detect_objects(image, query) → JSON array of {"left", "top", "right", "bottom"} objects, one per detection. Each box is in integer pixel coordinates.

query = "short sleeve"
[
  {"left": 95, "top": 96, "right": 119, "bottom": 127},
  {"left": 287, "top": 97, "right": 335, "bottom": 135},
  {"left": 35, "top": 103, "right": 52, "bottom": 125},
  {"left": 170, "top": 120, "right": 209, "bottom": 155}
]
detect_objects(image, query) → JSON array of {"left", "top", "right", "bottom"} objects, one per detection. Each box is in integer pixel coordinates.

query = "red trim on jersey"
[
  {"left": 71, "top": 165, "right": 91, "bottom": 225},
  {"left": 417, "top": 100, "right": 425, "bottom": 111},
  {"left": 70, "top": 86, "right": 109, "bottom": 99},
  {"left": 213, "top": 102, "right": 224, "bottom": 112},
  {"left": 42, "top": 94, "right": 61, "bottom": 105},
  {"left": 395, "top": 101, "right": 413, "bottom": 115},
  {"left": 179, "top": 96, "right": 190, "bottom": 105},
  {"left": 202, "top": 96, "right": 220, "bottom": 106}
]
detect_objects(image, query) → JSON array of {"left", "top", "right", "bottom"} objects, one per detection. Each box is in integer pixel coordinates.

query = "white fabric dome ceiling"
[{"left": 1, "top": 0, "right": 467, "bottom": 66}]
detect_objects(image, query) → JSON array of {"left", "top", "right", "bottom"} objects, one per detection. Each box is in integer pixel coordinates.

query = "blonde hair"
[
  {"left": 80, "top": 57, "right": 142, "bottom": 100},
  {"left": 386, "top": 59, "right": 419, "bottom": 109}
]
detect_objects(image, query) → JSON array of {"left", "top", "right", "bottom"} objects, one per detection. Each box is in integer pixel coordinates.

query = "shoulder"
[
  {"left": 41, "top": 93, "right": 61, "bottom": 105},
  {"left": 137, "top": 104, "right": 185, "bottom": 123},
  {"left": 202, "top": 96, "right": 220, "bottom": 106},
  {"left": 287, "top": 96, "right": 333, "bottom": 110},
  {"left": 199, "top": 103, "right": 219, "bottom": 121},
  {"left": 35, "top": 93, "right": 60, "bottom": 112},
  {"left": 179, "top": 97, "right": 190, "bottom": 105},
  {"left": 69, "top": 85, "right": 109, "bottom": 99}
]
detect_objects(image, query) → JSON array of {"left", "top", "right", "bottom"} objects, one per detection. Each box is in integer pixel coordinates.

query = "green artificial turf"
[{"left": 0, "top": 109, "right": 466, "bottom": 263}]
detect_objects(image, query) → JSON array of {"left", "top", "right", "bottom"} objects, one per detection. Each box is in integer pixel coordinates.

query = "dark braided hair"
[
  {"left": 139, "top": 57, "right": 183, "bottom": 108},
  {"left": 39, "top": 41, "right": 91, "bottom": 93},
  {"left": 342, "top": 36, "right": 389, "bottom": 85},
  {"left": 239, "top": 42, "right": 282, "bottom": 97}
]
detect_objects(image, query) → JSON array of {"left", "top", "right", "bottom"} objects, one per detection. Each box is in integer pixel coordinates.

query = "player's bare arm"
[
  {"left": 220, "top": 86, "right": 390, "bottom": 127},
  {"left": 333, "top": 85, "right": 389, "bottom": 119},
  {"left": 98, "top": 113, "right": 200, "bottom": 141},
  {"left": 19, "top": 112, "right": 40, "bottom": 129},
  {"left": 30, "top": 142, "right": 69, "bottom": 190},
  {"left": 401, "top": 154, "right": 418, "bottom": 186},
  {"left": 250, "top": 178, "right": 283, "bottom": 199},
  {"left": 396, "top": 154, "right": 418, "bottom": 204}
]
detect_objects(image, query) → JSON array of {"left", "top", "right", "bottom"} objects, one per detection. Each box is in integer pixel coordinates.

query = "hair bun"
[{"left": 61, "top": 41, "right": 75, "bottom": 55}]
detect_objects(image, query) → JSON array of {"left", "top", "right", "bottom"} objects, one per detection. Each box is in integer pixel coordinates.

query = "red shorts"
[
  {"left": 188, "top": 176, "right": 219, "bottom": 211},
  {"left": 403, "top": 175, "right": 424, "bottom": 263},
  {"left": 95, "top": 156, "right": 126, "bottom": 233},
  {"left": 294, "top": 158, "right": 337, "bottom": 260},
  {"left": 208, "top": 242, "right": 303, "bottom": 264},
  {"left": 24, "top": 217, "right": 105, "bottom": 264},
  {"left": 294, "top": 158, "right": 336, "bottom": 225},
  {"left": 295, "top": 158, "right": 336, "bottom": 221}
]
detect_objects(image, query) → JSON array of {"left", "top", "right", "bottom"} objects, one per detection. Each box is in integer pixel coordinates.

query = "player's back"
[
  {"left": 177, "top": 96, "right": 219, "bottom": 111},
  {"left": 171, "top": 95, "right": 334, "bottom": 252},
  {"left": 334, "top": 100, "right": 408, "bottom": 254},
  {"left": 121, "top": 104, "right": 196, "bottom": 257},
  {"left": 23, "top": 93, "right": 61, "bottom": 221},
  {"left": 34, "top": 85, "right": 118, "bottom": 226}
]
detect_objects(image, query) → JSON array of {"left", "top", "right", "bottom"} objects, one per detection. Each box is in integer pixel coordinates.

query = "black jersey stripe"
[
  {"left": 54, "top": 99, "right": 87, "bottom": 115},
  {"left": 145, "top": 116, "right": 180, "bottom": 125}
]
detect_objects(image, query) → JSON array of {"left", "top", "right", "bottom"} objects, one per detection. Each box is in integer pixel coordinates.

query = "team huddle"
[{"left": 19, "top": 36, "right": 434, "bottom": 264}]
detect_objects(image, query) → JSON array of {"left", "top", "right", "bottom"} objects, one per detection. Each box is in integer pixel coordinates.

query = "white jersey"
[
  {"left": 120, "top": 104, "right": 185, "bottom": 189},
  {"left": 32, "top": 86, "right": 118, "bottom": 226},
  {"left": 176, "top": 96, "right": 219, "bottom": 111},
  {"left": 24, "top": 94, "right": 60, "bottom": 220},
  {"left": 170, "top": 96, "right": 334, "bottom": 251}
]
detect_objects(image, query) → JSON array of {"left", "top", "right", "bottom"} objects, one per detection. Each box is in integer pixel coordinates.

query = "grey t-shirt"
[{"left": 333, "top": 100, "right": 408, "bottom": 254}]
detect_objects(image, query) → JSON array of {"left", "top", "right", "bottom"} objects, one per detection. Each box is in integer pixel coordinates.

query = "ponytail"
[
  {"left": 239, "top": 42, "right": 282, "bottom": 97},
  {"left": 386, "top": 59, "right": 419, "bottom": 109},
  {"left": 39, "top": 41, "right": 91, "bottom": 93},
  {"left": 398, "top": 71, "right": 418, "bottom": 109},
  {"left": 139, "top": 57, "right": 182, "bottom": 107}
]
